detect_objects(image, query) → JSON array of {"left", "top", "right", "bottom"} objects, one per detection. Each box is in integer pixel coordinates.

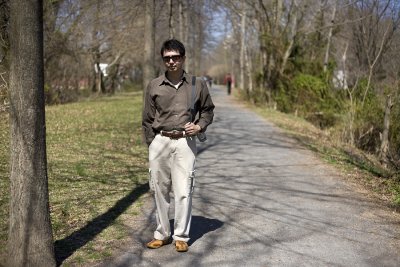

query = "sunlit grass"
[{"left": 0, "top": 91, "right": 149, "bottom": 265}]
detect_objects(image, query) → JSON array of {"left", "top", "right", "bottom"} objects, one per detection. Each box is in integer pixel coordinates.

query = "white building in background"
[
  {"left": 333, "top": 69, "right": 348, "bottom": 90},
  {"left": 94, "top": 63, "right": 109, "bottom": 77}
]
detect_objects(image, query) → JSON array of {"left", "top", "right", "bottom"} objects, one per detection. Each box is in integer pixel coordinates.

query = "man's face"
[{"left": 162, "top": 50, "right": 185, "bottom": 72}]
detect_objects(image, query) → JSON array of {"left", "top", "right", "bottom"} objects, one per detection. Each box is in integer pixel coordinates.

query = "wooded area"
[
  {"left": 4, "top": 0, "right": 398, "bottom": 166},
  {"left": 1, "top": 0, "right": 400, "bottom": 265},
  {"left": 214, "top": 0, "right": 400, "bottom": 171}
]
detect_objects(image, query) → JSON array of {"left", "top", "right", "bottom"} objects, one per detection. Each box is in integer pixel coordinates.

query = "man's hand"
[{"left": 184, "top": 122, "right": 201, "bottom": 136}]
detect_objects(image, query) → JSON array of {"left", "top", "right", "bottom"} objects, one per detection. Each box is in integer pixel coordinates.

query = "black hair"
[{"left": 160, "top": 39, "right": 185, "bottom": 57}]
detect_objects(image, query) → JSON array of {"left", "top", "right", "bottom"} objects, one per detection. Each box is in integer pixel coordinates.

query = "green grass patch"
[{"left": 0, "top": 91, "right": 149, "bottom": 265}]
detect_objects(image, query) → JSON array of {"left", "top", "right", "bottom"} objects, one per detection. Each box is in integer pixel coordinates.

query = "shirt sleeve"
[
  {"left": 196, "top": 79, "right": 215, "bottom": 132},
  {"left": 142, "top": 83, "right": 156, "bottom": 146}
]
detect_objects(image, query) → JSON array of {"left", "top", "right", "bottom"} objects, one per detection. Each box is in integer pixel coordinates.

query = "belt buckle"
[{"left": 171, "top": 130, "right": 179, "bottom": 139}]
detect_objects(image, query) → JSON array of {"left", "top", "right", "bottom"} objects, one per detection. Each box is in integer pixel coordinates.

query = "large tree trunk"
[
  {"left": 92, "top": 1, "right": 104, "bottom": 94},
  {"left": 8, "top": 0, "right": 56, "bottom": 266},
  {"left": 143, "top": 0, "right": 155, "bottom": 90},
  {"left": 93, "top": 55, "right": 105, "bottom": 94}
]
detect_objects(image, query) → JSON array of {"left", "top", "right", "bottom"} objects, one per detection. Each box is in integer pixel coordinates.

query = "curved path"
[{"left": 99, "top": 85, "right": 400, "bottom": 267}]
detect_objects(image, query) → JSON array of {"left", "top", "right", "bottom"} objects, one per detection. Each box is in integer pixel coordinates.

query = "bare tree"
[
  {"left": 183, "top": 0, "right": 191, "bottom": 73},
  {"left": 323, "top": 2, "right": 336, "bottom": 72},
  {"left": 8, "top": 0, "right": 56, "bottom": 265},
  {"left": 347, "top": 0, "right": 400, "bottom": 102},
  {"left": 0, "top": 0, "right": 9, "bottom": 110},
  {"left": 244, "top": 43, "right": 253, "bottom": 94},
  {"left": 178, "top": 0, "right": 184, "bottom": 40},
  {"left": 279, "top": 1, "right": 300, "bottom": 76},
  {"left": 168, "top": 0, "right": 174, "bottom": 38},
  {"left": 251, "top": 0, "right": 302, "bottom": 102},
  {"left": 143, "top": 0, "right": 155, "bottom": 89},
  {"left": 239, "top": 2, "right": 246, "bottom": 90},
  {"left": 92, "top": 0, "right": 105, "bottom": 93},
  {"left": 379, "top": 94, "right": 393, "bottom": 166}
]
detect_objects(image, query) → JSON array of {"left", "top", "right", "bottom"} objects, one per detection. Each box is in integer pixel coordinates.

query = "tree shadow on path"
[
  {"left": 54, "top": 183, "right": 149, "bottom": 266},
  {"left": 169, "top": 215, "right": 224, "bottom": 246},
  {"left": 189, "top": 216, "right": 224, "bottom": 245}
]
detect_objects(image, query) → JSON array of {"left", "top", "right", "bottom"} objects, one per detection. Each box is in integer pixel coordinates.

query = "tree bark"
[
  {"left": 178, "top": 0, "right": 184, "bottom": 41},
  {"left": 8, "top": 0, "right": 56, "bottom": 266},
  {"left": 279, "top": 4, "right": 297, "bottom": 76},
  {"left": 143, "top": 0, "right": 155, "bottom": 90},
  {"left": 323, "top": 3, "right": 336, "bottom": 73},
  {"left": 168, "top": 0, "right": 174, "bottom": 38},
  {"left": 379, "top": 94, "right": 393, "bottom": 166},
  {"left": 245, "top": 43, "right": 253, "bottom": 96},
  {"left": 187, "top": 0, "right": 204, "bottom": 74},
  {"left": 91, "top": 0, "right": 105, "bottom": 94},
  {"left": 93, "top": 54, "right": 105, "bottom": 94},
  {"left": 183, "top": 1, "right": 191, "bottom": 74},
  {"left": 239, "top": 4, "right": 246, "bottom": 90}
]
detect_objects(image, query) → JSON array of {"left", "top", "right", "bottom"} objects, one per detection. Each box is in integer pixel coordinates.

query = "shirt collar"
[{"left": 160, "top": 70, "right": 189, "bottom": 86}]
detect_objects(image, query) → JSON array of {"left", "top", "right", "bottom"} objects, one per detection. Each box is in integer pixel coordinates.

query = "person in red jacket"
[{"left": 224, "top": 73, "right": 232, "bottom": 95}]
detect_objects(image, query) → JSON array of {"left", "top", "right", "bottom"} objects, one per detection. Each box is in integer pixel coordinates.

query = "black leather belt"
[{"left": 160, "top": 130, "right": 186, "bottom": 139}]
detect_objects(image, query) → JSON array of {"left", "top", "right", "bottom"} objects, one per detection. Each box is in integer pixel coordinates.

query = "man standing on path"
[{"left": 142, "top": 39, "right": 215, "bottom": 252}]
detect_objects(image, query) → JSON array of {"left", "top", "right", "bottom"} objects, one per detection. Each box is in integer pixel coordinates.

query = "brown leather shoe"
[
  {"left": 175, "top": 240, "right": 189, "bottom": 252},
  {"left": 146, "top": 239, "right": 171, "bottom": 249}
]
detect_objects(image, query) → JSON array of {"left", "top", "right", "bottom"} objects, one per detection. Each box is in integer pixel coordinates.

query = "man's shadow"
[{"left": 169, "top": 215, "right": 224, "bottom": 245}]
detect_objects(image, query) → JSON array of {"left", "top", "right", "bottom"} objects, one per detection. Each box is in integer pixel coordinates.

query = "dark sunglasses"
[{"left": 162, "top": 55, "right": 182, "bottom": 62}]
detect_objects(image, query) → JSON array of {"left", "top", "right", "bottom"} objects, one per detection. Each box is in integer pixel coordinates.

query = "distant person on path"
[
  {"left": 224, "top": 73, "right": 232, "bottom": 95},
  {"left": 142, "top": 39, "right": 215, "bottom": 252}
]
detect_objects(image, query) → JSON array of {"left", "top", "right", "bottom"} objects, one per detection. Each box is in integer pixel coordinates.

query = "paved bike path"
[{"left": 99, "top": 86, "right": 400, "bottom": 267}]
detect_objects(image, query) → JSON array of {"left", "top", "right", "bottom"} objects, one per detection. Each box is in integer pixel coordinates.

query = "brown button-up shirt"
[{"left": 142, "top": 72, "right": 215, "bottom": 146}]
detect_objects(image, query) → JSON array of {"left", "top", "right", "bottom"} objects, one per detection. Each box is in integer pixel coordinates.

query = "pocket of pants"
[
  {"left": 149, "top": 169, "right": 155, "bottom": 192},
  {"left": 149, "top": 134, "right": 159, "bottom": 150},
  {"left": 188, "top": 170, "right": 195, "bottom": 194}
]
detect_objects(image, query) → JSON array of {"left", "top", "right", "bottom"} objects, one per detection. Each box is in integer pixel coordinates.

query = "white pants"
[{"left": 148, "top": 134, "right": 197, "bottom": 242}]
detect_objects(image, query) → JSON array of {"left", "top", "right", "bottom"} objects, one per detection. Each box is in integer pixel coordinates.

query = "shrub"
[
  {"left": 388, "top": 95, "right": 400, "bottom": 162},
  {"left": 275, "top": 74, "right": 342, "bottom": 128},
  {"left": 344, "top": 80, "right": 384, "bottom": 153},
  {"left": 44, "top": 84, "right": 79, "bottom": 105}
]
